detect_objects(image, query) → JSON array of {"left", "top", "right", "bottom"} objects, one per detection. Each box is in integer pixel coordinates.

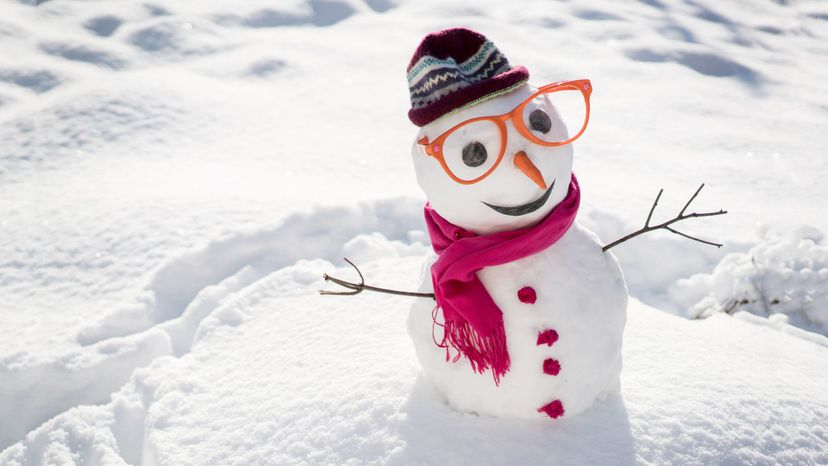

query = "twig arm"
[
  {"left": 320, "top": 258, "right": 436, "bottom": 299},
  {"left": 601, "top": 228, "right": 648, "bottom": 252},
  {"left": 602, "top": 183, "right": 727, "bottom": 252}
]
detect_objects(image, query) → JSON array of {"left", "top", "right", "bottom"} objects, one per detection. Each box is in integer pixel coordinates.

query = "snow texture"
[
  {"left": 672, "top": 226, "right": 828, "bottom": 335},
  {"left": 2, "top": 0, "right": 828, "bottom": 464},
  {"left": 3, "top": 257, "right": 827, "bottom": 465}
]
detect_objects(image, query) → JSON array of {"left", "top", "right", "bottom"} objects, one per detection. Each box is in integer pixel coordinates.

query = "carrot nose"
[{"left": 513, "top": 151, "right": 547, "bottom": 190}]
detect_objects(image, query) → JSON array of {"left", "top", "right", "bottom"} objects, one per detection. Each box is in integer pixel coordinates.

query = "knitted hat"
[{"left": 406, "top": 28, "right": 529, "bottom": 127}]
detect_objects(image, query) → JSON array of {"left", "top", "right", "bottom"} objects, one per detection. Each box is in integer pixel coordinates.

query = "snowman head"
[{"left": 407, "top": 28, "right": 591, "bottom": 234}]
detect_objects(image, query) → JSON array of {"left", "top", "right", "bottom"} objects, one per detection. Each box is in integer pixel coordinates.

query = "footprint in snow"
[
  {"left": 83, "top": 15, "right": 123, "bottom": 37},
  {"left": 0, "top": 67, "right": 63, "bottom": 93},
  {"left": 624, "top": 48, "right": 762, "bottom": 85},
  {"left": 39, "top": 41, "right": 129, "bottom": 70}
]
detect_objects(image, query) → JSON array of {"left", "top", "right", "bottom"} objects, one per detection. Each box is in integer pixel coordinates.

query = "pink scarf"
[{"left": 424, "top": 174, "right": 580, "bottom": 384}]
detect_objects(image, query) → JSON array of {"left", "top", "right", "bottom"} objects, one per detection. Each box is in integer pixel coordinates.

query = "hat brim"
[{"left": 408, "top": 66, "right": 529, "bottom": 127}]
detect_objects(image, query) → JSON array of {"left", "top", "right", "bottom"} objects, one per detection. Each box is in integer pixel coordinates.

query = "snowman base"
[{"left": 408, "top": 222, "right": 628, "bottom": 420}]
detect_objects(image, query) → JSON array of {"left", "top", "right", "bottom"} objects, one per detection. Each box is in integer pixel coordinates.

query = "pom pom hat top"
[{"left": 407, "top": 28, "right": 530, "bottom": 127}]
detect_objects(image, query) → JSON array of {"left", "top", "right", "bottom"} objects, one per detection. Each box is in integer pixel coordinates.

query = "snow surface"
[
  {"left": 671, "top": 226, "right": 828, "bottom": 334},
  {"left": 3, "top": 256, "right": 827, "bottom": 465},
  {"left": 2, "top": 0, "right": 828, "bottom": 463}
]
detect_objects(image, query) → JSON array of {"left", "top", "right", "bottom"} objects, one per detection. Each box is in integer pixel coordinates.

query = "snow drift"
[{"left": 2, "top": 0, "right": 828, "bottom": 463}]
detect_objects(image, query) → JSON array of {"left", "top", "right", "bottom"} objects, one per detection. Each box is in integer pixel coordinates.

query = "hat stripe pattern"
[
  {"left": 408, "top": 56, "right": 508, "bottom": 104},
  {"left": 408, "top": 40, "right": 511, "bottom": 110},
  {"left": 406, "top": 28, "right": 529, "bottom": 127},
  {"left": 407, "top": 40, "right": 497, "bottom": 83}
]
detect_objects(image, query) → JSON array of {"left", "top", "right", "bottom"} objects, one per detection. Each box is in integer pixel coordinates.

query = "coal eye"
[
  {"left": 461, "top": 141, "right": 488, "bottom": 167},
  {"left": 529, "top": 109, "right": 552, "bottom": 134}
]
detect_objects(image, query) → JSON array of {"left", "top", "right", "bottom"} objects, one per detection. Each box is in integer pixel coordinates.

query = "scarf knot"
[{"left": 424, "top": 175, "right": 581, "bottom": 384}]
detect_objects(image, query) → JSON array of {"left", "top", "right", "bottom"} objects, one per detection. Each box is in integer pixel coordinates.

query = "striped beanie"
[{"left": 407, "top": 28, "right": 529, "bottom": 127}]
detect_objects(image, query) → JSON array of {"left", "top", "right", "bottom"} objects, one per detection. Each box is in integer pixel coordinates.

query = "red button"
[
  {"left": 543, "top": 358, "right": 561, "bottom": 376},
  {"left": 517, "top": 286, "right": 537, "bottom": 304},
  {"left": 538, "top": 399, "right": 565, "bottom": 419},
  {"left": 536, "top": 329, "right": 559, "bottom": 346},
  {"left": 543, "top": 358, "right": 561, "bottom": 375}
]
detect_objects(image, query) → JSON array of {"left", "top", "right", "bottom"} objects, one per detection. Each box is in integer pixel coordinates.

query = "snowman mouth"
[{"left": 482, "top": 179, "right": 556, "bottom": 216}]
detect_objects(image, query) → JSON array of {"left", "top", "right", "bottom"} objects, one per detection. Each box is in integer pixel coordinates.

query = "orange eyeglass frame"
[{"left": 417, "top": 79, "right": 592, "bottom": 185}]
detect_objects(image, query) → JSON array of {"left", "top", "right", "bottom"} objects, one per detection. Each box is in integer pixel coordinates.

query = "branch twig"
[
  {"left": 645, "top": 188, "right": 662, "bottom": 227},
  {"left": 320, "top": 258, "right": 436, "bottom": 299},
  {"left": 602, "top": 183, "right": 727, "bottom": 252}
]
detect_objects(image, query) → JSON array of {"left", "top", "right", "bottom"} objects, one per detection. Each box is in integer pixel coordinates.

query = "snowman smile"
[{"left": 482, "top": 179, "right": 556, "bottom": 216}]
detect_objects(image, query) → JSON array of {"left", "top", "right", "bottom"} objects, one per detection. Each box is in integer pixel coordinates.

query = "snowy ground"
[{"left": 2, "top": 0, "right": 827, "bottom": 464}]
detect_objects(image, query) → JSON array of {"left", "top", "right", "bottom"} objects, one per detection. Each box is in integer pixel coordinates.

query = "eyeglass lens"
[
  {"left": 441, "top": 119, "right": 503, "bottom": 182},
  {"left": 520, "top": 88, "right": 586, "bottom": 144}
]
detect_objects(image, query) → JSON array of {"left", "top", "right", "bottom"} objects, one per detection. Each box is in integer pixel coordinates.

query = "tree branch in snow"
[
  {"left": 320, "top": 258, "right": 436, "bottom": 299},
  {"left": 602, "top": 183, "right": 728, "bottom": 252}
]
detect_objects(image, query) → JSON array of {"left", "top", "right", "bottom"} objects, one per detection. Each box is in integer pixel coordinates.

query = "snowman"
[{"left": 322, "top": 27, "right": 725, "bottom": 421}]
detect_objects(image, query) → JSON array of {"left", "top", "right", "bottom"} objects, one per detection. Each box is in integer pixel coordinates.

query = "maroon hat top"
[{"left": 406, "top": 28, "right": 529, "bottom": 127}]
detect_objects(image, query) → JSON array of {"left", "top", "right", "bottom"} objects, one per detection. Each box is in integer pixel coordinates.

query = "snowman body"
[
  {"left": 407, "top": 79, "right": 628, "bottom": 419},
  {"left": 409, "top": 221, "right": 627, "bottom": 419}
]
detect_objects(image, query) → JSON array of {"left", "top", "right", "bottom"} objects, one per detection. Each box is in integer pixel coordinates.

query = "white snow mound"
[
  {"left": 672, "top": 226, "right": 828, "bottom": 336},
  {"left": 2, "top": 257, "right": 826, "bottom": 465}
]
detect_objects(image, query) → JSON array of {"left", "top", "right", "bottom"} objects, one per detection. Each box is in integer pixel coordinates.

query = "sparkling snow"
[{"left": 2, "top": 0, "right": 827, "bottom": 464}]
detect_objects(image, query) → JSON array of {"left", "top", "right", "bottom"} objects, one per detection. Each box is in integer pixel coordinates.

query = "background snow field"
[{"left": 1, "top": 0, "right": 827, "bottom": 464}]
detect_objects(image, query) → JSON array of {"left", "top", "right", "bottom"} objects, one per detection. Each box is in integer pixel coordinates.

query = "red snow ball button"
[
  {"left": 517, "top": 286, "right": 537, "bottom": 304},
  {"left": 538, "top": 399, "right": 565, "bottom": 419},
  {"left": 543, "top": 358, "right": 561, "bottom": 376},
  {"left": 536, "top": 329, "right": 559, "bottom": 346}
]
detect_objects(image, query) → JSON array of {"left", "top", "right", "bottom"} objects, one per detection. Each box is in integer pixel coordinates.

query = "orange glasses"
[{"left": 417, "top": 79, "right": 592, "bottom": 185}]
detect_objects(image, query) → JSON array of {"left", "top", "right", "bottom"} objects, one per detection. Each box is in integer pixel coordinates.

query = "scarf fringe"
[{"left": 433, "top": 308, "right": 510, "bottom": 385}]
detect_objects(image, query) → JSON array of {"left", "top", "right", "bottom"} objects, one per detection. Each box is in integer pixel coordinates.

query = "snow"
[
  {"left": 2, "top": 0, "right": 828, "bottom": 463},
  {"left": 671, "top": 226, "right": 828, "bottom": 335},
  {"left": 3, "top": 256, "right": 827, "bottom": 465}
]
